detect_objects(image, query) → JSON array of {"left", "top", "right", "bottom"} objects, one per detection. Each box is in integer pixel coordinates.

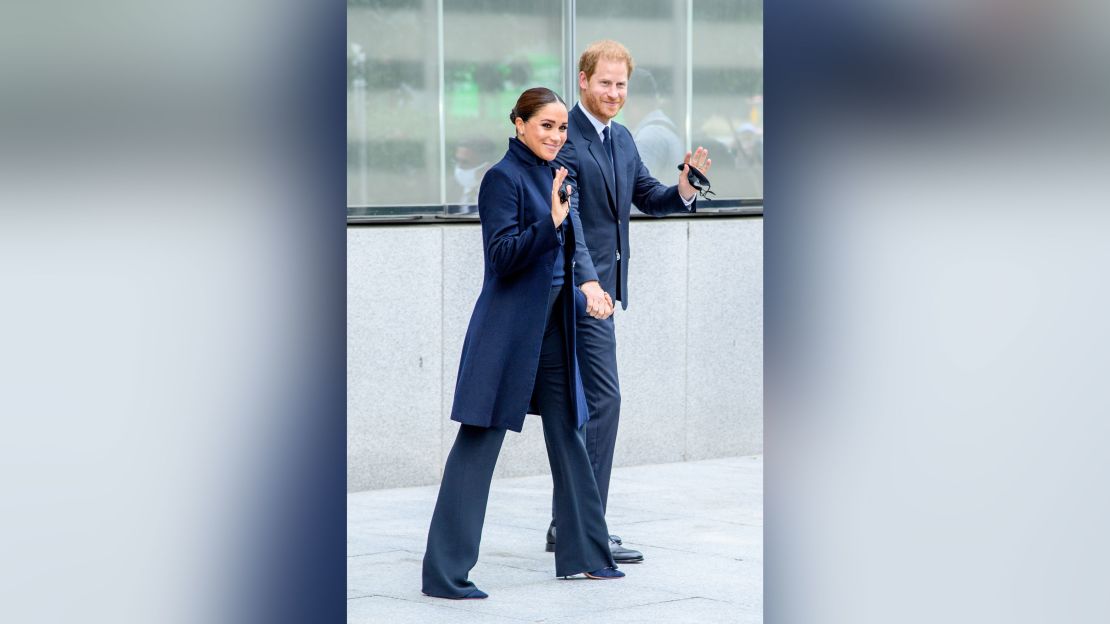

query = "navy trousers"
[
  {"left": 422, "top": 286, "right": 615, "bottom": 598},
  {"left": 552, "top": 311, "right": 620, "bottom": 526}
]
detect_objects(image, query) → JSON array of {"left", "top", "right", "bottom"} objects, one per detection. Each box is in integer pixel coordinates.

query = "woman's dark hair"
[{"left": 509, "top": 87, "right": 565, "bottom": 124}]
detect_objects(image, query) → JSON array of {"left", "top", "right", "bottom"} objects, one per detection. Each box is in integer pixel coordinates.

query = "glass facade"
[
  {"left": 692, "top": 0, "right": 763, "bottom": 199},
  {"left": 348, "top": 0, "right": 442, "bottom": 212},
  {"left": 443, "top": 1, "right": 564, "bottom": 212},
  {"left": 347, "top": 0, "right": 763, "bottom": 217}
]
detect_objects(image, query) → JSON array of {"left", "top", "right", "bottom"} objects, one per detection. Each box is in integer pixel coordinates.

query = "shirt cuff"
[{"left": 680, "top": 191, "right": 696, "bottom": 208}]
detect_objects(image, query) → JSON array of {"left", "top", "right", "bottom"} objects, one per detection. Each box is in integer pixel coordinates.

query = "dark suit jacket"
[
  {"left": 554, "top": 103, "right": 694, "bottom": 309},
  {"left": 450, "top": 138, "right": 590, "bottom": 432}
]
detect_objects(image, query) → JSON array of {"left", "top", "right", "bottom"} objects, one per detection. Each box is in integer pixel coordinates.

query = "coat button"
[{"left": 615, "top": 251, "right": 621, "bottom": 260}]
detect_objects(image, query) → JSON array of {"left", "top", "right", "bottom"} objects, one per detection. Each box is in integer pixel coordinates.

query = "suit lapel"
[
  {"left": 612, "top": 124, "right": 630, "bottom": 218},
  {"left": 572, "top": 106, "right": 618, "bottom": 217}
]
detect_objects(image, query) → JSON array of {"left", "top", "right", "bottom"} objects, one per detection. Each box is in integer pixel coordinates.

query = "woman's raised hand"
[{"left": 551, "top": 167, "right": 572, "bottom": 228}]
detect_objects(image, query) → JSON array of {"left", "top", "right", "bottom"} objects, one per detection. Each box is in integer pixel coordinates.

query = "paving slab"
[
  {"left": 543, "top": 597, "right": 758, "bottom": 624},
  {"left": 348, "top": 595, "right": 527, "bottom": 624}
]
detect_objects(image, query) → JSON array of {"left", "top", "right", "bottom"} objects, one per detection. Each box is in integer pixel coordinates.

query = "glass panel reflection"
[
  {"left": 348, "top": 0, "right": 441, "bottom": 207},
  {"left": 442, "top": 0, "right": 563, "bottom": 213},
  {"left": 692, "top": 0, "right": 763, "bottom": 199}
]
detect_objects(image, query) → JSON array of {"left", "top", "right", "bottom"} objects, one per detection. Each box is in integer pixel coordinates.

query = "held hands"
[
  {"left": 580, "top": 280, "right": 614, "bottom": 320},
  {"left": 551, "top": 167, "right": 573, "bottom": 228},
  {"left": 678, "top": 146, "right": 712, "bottom": 202}
]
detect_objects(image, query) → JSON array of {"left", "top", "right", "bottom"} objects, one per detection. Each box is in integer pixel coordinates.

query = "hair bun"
[{"left": 509, "top": 88, "right": 565, "bottom": 128}]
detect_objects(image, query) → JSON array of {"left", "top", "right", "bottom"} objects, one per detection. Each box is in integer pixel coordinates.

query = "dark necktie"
[{"left": 602, "top": 125, "right": 615, "bottom": 185}]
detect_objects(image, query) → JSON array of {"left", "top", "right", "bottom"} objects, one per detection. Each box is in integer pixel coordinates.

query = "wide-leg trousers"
[
  {"left": 552, "top": 311, "right": 621, "bottom": 527},
  {"left": 422, "top": 285, "right": 615, "bottom": 598}
]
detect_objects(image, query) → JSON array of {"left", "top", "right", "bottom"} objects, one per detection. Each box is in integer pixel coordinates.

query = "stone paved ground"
[{"left": 348, "top": 455, "right": 763, "bottom": 623}]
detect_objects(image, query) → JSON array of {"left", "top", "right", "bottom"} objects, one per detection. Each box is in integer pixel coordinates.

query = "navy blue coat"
[
  {"left": 450, "top": 138, "right": 590, "bottom": 433},
  {"left": 553, "top": 104, "right": 695, "bottom": 309}
]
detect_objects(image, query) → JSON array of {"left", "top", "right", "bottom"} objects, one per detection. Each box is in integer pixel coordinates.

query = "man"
[{"left": 547, "top": 40, "right": 712, "bottom": 564}]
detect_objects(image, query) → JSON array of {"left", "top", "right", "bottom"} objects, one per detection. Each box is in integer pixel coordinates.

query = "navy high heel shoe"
[
  {"left": 584, "top": 567, "right": 625, "bottom": 580},
  {"left": 460, "top": 588, "right": 489, "bottom": 599},
  {"left": 423, "top": 588, "right": 488, "bottom": 600}
]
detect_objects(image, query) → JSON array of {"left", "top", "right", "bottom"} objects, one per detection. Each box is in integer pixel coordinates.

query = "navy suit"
[
  {"left": 550, "top": 103, "right": 694, "bottom": 516},
  {"left": 423, "top": 138, "right": 615, "bottom": 598}
]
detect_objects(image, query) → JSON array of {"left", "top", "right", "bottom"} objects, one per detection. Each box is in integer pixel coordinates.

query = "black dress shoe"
[
  {"left": 547, "top": 524, "right": 644, "bottom": 562},
  {"left": 610, "top": 538, "right": 644, "bottom": 564}
]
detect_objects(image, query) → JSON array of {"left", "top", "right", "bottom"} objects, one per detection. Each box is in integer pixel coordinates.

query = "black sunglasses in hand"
[{"left": 678, "top": 163, "right": 715, "bottom": 199}]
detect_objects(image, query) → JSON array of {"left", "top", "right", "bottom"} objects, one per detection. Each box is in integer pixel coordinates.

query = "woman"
[{"left": 422, "top": 87, "right": 624, "bottom": 600}]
